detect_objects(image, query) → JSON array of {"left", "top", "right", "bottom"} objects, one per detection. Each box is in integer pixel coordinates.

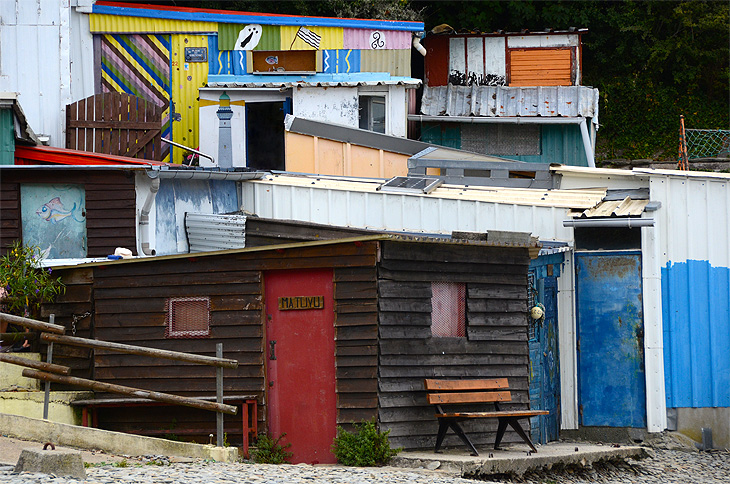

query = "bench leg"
[
  {"left": 494, "top": 418, "right": 508, "bottom": 450},
  {"left": 506, "top": 417, "right": 538, "bottom": 453},
  {"left": 435, "top": 418, "right": 479, "bottom": 456}
]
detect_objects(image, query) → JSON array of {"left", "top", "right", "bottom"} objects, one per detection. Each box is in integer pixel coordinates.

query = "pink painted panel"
[{"left": 343, "top": 28, "right": 411, "bottom": 50}]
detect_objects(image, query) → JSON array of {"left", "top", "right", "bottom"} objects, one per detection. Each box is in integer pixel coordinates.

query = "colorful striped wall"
[{"left": 99, "top": 33, "right": 171, "bottom": 161}]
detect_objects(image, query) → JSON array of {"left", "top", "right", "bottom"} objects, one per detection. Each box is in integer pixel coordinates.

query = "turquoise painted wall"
[
  {"left": 0, "top": 109, "right": 15, "bottom": 165},
  {"left": 420, "top": 122, "right": 589, "bottom": 166},
  {"left": 662, "top": 260, "right": 730, "bottom": 408}
]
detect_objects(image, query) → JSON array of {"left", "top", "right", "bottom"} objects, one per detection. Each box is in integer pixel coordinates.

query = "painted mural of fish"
[{"left": 36, "top": 197, "right": 79, "bottom": 224}]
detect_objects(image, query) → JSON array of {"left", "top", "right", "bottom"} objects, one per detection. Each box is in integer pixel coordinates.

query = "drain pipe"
[{"left": 138, "top": 172, "right": 160, "bottom": 256}]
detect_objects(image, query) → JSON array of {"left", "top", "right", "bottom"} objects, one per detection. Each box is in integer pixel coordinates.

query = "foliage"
[
  {"left": 250, "top": 433, "right": 293, "bottom": 464},
  {"left": 0, "top": 241, "right": 65, "bottom": 317},
  {"left": 331, "top": 419, "right": 401, "bottom": 466}
]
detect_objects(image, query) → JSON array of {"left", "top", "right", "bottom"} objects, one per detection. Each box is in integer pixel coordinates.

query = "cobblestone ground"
[{"left": 0, "top": 448, "right": 727, "bottom": 484}]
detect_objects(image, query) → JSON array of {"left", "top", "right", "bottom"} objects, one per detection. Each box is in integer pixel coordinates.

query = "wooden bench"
[
  {"left": 71, "top": 395, "right": 257, "bottom": 457},
  {"left": 424, "top": 378, "right": 548, "bottom": 456}
]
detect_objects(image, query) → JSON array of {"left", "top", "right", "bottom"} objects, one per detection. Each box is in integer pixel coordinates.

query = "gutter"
[
  {"left": 138, "top": 173, "right": 161, "bottom": 256},
  {"left": 563, "top": 218, "right": 654, "bottom": 228}
]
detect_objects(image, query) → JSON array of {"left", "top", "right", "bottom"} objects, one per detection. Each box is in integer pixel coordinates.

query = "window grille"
[
  {"left": 486, "top": 124, "right": 541, "bottom": 156},
  {"left": 165, "top": 296, "right": 211, "bottom": 339},
  {"left": 431, "top": 282, "right": 466, "bottom": 338}
]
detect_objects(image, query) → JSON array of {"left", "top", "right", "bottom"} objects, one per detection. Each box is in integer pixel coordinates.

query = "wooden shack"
[{"left": 45, "top": 232, "right": 538, "bottom": 463}]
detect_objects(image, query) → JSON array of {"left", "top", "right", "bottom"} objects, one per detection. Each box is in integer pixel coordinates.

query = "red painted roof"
[{"left": 14, "top": 145, "right": 171, "bottom": 166}]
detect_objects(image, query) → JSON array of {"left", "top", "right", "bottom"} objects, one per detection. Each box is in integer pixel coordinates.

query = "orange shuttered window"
[{"left": 509, "top": 48, "right": 573, "bottom": 87}]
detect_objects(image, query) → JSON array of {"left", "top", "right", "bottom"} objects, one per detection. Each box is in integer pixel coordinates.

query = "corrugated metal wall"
[
  {"left": 170, "top": 34, "right": 209, "bottom": 164},
  {"left": 0, "top": 1, "right": 94, "bottom": 147},
  {"left": 280, "top": 26, "right": 343, "bottom": 50},
  {"left": 90, "top": 14, "right": 216, "bottom": 33},
  {"left": 360, "top": 50, "right": 411, "bottom": 77},
  {"left": 651, "top": 173, "right": 730, "bottom": 408},
  {"left": 419, "top": 123, "right": 588, "bottom": 166}
]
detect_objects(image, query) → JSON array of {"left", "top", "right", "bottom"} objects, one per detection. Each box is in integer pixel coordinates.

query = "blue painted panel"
[
  {"left": 322, "top": 50, "right": 361, "bottom": 74},
  {"left": 662, "top": 260, "right": 730, "bottom": 408},
  {"left": 575, "top": 251, "right": 646, "bottom": 428},
  {"left": 209, "top": 180, "right": 239, "bottom": 214},
  {"left": 208, "top": 36, "right": 247, "bottom": 76},
  {"left": 20, "top": 184, "right": 86, "bottom": 258},
  {"left": 154, "top": 179, "right": 178, "bottom": 256}
]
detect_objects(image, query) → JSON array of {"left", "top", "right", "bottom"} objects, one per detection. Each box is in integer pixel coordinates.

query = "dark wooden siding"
[
  {"left": 51, "top": 241, "right": 379, "bottom": 445},
  {"left": 0, "top": 169, "right": 136, "bottom": 256},
  {"left": 244, "top": 217, "right": 376, "bottom": 248},
  {"left": 40, "top": 268, "right": 94, "bottom": 381},
  {"left": 377, "top": 241, "right": 531, "bottom": 450}
]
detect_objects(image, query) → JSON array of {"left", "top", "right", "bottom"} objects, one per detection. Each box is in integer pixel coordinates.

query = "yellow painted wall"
[
  {"left": 285, "top": 132, "right": 409, "bottom": 178},
  {"left": 0, "top": 391, "right": 93, "bottom": 425},
  {"left": 90, "top": 14, "right": 216, "bottom": 33},
  {"left": 170, "top": 34, "right": 209, "bottom": 164},
  {"left": 279, "top": 26, "right": 343, "bottom": 51}
]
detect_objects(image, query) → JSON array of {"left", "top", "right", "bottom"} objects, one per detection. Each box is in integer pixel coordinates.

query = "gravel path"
[{"left": 0, "top": 448, "right": 727, "bottom": 484}]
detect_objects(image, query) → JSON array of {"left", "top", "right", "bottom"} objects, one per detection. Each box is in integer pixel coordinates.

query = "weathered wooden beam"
[
  {"left": 0, "top": 353, "right": 71, "bottom": 375},
  {"left": 0, "top": 332, "right": 37, "bottom": 342},
  {"left": 0, "top": 313, "right": 65, "bottom": 334},
  {"left": 21, "top": 369, "right": 238, "bottom": 415},
  {"left": 40, "top": 333, "right": 239, "bottom": 369}
]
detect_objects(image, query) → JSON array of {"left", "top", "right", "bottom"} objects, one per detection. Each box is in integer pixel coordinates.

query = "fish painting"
[{"left": 36, "top": 197, "right": 79, "bottom": 224}]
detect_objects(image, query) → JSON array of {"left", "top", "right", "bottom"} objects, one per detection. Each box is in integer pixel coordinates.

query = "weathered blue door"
[
  {"left": 529, "top": 273, "right": 560, "bottom": 444},
  {"left": 575, "top": 251, "right": 646, "bottom": 427}
]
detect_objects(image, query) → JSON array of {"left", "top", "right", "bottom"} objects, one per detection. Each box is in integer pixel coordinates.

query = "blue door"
[
  {"left": 529, "top": 273, "right": 560, "bottom": 444},
  {"left": 575, "top": 251, "right": 646, "bottom": 427}
]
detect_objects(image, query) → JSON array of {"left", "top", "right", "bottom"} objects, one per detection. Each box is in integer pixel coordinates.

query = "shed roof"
[
  {"left": 42, "top": 233, "right": 540, "bottom": 270},
  {"left": 207, "top": 73, "right": 421, "bottom": 89},
  {"left": 93, "top": 1, "right": 424, "bottom": 31},
  {"left": 252, "top": 173, "right": 606, "bottom": 209},
  {"left": 0, "top": 93, "right": 40, "bottom": 146},
  {"left": 14, "top": 145, "right": 170, "bottom": 166},
  {"left": 420, "top": 85, "right": 599, "bottom": 119}
]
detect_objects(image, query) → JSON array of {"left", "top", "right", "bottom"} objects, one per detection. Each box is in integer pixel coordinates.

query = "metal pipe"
[
  {"left": 161, "top": 138, "right": 215, "bottom": 166},
  {"left": 216, "top": 343, "right": 224, "bottom": 447},
  {"left": 412, "top": 36, "right": 427, "bottom": 56},
  {"left": 138, "top": 175, "right": 160, "bottom": 256},
  {"left": 563, "top": 218, "right": 655, "bottom": 228},
  {"left": 579, "top": 118, "right": 596, "bottom": 168}
]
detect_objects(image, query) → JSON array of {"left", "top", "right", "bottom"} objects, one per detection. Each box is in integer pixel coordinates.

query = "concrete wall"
[
  {"left": 676, "top": 408, "right": 730, "bottom": 450},
  {"left": 0, "top": 354, "right": 42, "bottom": 391},
  {"left": 0, "top": 391, "right": 92, "bottom": 426}
]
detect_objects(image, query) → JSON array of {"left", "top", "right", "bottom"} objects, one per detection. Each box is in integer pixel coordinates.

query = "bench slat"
[
  {"left": 424, "top": 378, "right": 509, "bottom": 391},
  {"left": 427, "top": 390, "right": 511, "bottom": 405},
  {"left": 435, "top": 410, "right": 549, "bottom": 418}
]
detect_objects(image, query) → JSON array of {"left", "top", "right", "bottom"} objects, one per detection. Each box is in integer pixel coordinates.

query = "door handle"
[{"left": 269, "top": 340, "right": 277, "bottom": 360}]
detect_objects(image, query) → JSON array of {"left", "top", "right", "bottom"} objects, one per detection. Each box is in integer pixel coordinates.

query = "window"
[
  {"left": 431, "top": 282, "right": 466, "bottom": 337},
  {"left": 358, "top": 95, "right": 386, "bottom": 133},
  {"left": 165, "top": 297, "right": 211, "bottom": 338}
]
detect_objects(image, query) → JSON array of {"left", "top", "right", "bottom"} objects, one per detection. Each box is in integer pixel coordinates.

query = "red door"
[{"left": 265, "top": 269, "right": 336, "bottom": 464}]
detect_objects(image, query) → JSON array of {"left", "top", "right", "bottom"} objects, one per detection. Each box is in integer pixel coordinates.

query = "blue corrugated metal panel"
[
  {"left": 662, "top": 260, "right": 730, "bottom": 408},
  {"left": 93, "top": 3, "right": 424, "bottom": 31},
  {"left": 322, "top": 50, "right": 361, "bottom": 74},
  {"left": 510, "top": 125, "right": 587, "bottom": 166},
  {"left": 208, "top": 35, "right": 247, "bottom": 75}
]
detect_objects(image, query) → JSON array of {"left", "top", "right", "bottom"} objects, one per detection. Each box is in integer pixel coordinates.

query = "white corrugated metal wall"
[
  {"left": 0, "top": 0, "right": 94, "bottom": 146},
  {"left": 646, "top": 170, "right": 730, "bottom": 431}
]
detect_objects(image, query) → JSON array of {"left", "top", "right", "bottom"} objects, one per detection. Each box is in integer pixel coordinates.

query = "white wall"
[
  {"left": 0, "top": 0, "right": 94, "bottom": 145},
  {"left": 293, "top": 87, "right": 359, "bottom": 129}
]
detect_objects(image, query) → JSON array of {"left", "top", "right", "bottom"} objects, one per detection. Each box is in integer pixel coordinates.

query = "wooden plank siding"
[
  {"left": 43, "top": 240, "right": 380, "bottom": 446},
  {"left": 0, "top": 170, "right": 137, "bottom": 256},
  {"left": 376, "top": 241, "right": 532, "bottom": 450}
]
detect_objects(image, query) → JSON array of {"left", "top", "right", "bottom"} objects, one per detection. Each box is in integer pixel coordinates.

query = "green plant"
[
  {"left": 250, "top": 433, "right": 293, "bottom": 464},
  {"left": 0, "top": 241, "right": 65, "bottom": 318},
  {"left": 113, "top": 460, "right": 128, "bottom": 468},
  {"left": 331, "top": 419, "right": 401, "bottom": 466}
]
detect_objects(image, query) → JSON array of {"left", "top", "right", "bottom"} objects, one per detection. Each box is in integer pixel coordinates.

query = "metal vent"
[
  {"left": 431, "top": 282, "right": 466, "bottom": 338},
  {"left": 378, "top": 176, "right": 442, "bottom": 194},
  {"left": 486, "top": 124, "right": 541, "bottom": 156},
  {"left": 166, "top": 297, "right": 211, "bottom": 339}
]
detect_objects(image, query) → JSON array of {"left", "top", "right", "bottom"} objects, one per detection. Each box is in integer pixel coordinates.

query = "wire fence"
[{"left": 685, "top": 129, "right": 730, "bottom": 160}]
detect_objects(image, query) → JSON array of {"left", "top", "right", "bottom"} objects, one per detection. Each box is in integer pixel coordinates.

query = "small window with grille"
[
  {"left": 431, "top": 282, "right": 466, "bottom": 338},
  {"left": 527, "top": 272, "right": 538, "bottom": 341},
  {"left": 165, "top": 297, "right": 211, "bottom": 339}
]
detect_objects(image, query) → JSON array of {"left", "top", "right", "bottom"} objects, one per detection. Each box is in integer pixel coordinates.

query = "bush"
[
  {"left": 250, "top": 433, "right": 293, "bottom": 464},
  {"left": 331, "top": 419, "right": 401, "bottom": 466}
]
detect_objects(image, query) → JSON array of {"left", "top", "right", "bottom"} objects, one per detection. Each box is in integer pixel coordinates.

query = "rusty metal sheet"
[{"left": 420, "top": 84, "right": 599, "bottom": 118}]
